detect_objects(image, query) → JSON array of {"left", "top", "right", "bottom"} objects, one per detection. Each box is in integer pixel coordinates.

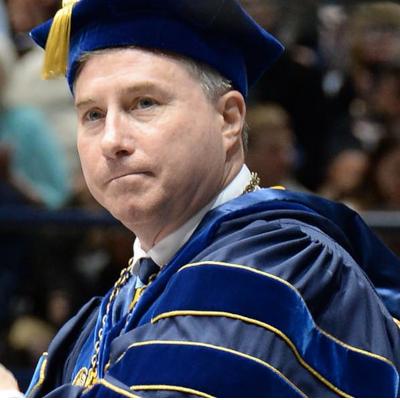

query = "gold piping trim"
[
  {"left": 130, "top": 384, "right": 214, "bottom": 398},
  {"left": 321, "top": 328, "right": 397, "bottom": 365},
  {"left": 82, "top": 378, "right": 140, "bottom": 397},
  {"left": 178, "top": 261, "right": 396, "bottom": 368},
  {"left": 152, "top": 310, "right": 351, "bottom": 398},
  {"left": 179, "top": 260, "right": 293, "bottom": 288},
  {"left": 26, "top": 352, "right": 48, "bottom": 397},
  {"left": 116, "top": 340, "right": 307, "bottom": 398},
  {"left": 269, "top": 185, "right": 286, "bottom": 190}
]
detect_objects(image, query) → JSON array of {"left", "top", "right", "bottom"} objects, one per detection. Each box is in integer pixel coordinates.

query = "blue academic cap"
[{"left": 30, "top": 0, "right": 284, "bottom": 98}]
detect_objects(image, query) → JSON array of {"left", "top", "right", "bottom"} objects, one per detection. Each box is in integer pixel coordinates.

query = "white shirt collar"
[{"left": 132, "top": 164, "right": 252, "bottom": 274}]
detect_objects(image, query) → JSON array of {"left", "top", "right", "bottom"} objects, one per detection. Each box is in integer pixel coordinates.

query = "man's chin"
[{"left": 110, "top": 203, "right": 159, "bottom": 230}]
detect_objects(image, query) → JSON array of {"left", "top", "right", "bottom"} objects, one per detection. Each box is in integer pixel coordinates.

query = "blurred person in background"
[
  {"left": 245, "top": 102, "right": 310, "bottom": 193},
  {"left": 0, "top": 0, "right": 10, "bottom": 37},
  {"left": 239, "top": 0, "right": 328, "bottom": 191},
  {"left": 348, "top": 1, "right": 400, "bottom": 111},
  {"left": 7, "top": 315, "right": 55, "bottom": 374},
  {"left": 4, "top": 0, "right": 60, "bottom": 56},
  {"left": 354, "top": 138, "right": 400, "bottom": 212},
  {"left": 349, "top": 137, "right": 400, "bottom": 257},
  {"left": 325, "top": 2, "right": 400, "bottom": 155},
  {"left": 4, "top": 0, "right": 81, "bottom": 186},
  {"left": 372, "top": 60, "right": 400, "bottom": 138},
  {"left": 0, "top": 35, "right": 70, "bottom": 209},
  {"left": 319, "top": 2, "right": 400, "bottom": 207},
  {"left": 0, "top": 33, "right": 70, "bottom": 331},
  {"left": 317, "top": 2, "right": 351, "bottom": 103},
  {"left": 317, "top": 148, "right": 369, "bottom": 208}
]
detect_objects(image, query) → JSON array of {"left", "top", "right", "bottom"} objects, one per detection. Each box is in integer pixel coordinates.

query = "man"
[{"left": 2, "top": 0, "right": 400, "bottom": 397}]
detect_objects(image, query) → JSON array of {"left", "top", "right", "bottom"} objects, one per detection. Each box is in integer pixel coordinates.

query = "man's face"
[{"left": 75, "top": 49, "right": 233, "bottom": 249}]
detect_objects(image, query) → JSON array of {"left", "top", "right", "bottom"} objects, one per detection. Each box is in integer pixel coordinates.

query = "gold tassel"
[{"left": 41, "top": 0, "right": 80, "bottom": 79}]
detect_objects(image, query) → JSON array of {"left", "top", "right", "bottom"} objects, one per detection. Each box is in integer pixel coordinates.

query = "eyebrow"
[
  {"left": 75, "top": 82, "right": 168, "bottom": 110},
  {"left": 75, "top": 97, "right": 96, "bottom": 111}
]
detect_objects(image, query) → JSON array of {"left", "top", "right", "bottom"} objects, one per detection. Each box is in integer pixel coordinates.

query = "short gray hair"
[
  {"left": 74, "top": 47, "right": 248, "bottom": 149},
  {"left": 174, "top": 54, "right": 249, "bottom": 150}
]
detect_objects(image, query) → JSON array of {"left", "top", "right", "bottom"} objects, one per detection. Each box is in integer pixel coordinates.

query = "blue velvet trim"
[
  {"left": 108, "top": 340, "right": 305, "bottom": 398},
  {"left": 151, "top": 263, "right": 399, "bottom": 397}
]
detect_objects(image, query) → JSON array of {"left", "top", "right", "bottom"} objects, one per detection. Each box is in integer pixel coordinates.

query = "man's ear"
[{"left": 218, "top": 90, "right": 246, "bottom": 151}]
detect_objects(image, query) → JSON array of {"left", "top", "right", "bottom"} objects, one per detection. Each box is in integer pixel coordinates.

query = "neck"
[{"left": 135, "top": 161, "right": 244, "bottom": 251}]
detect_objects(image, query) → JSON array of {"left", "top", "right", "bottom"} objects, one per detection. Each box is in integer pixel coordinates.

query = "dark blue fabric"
[
  {"left": 110, "top": 312, "right": 339, "bottom": 397},
  {"left": 151, "top": 263, "right": 398, "bottom": 397},
  {"left": 27, "top": 189, "right": 400, "bottom": 397},
  {"left": 107, "top": 342, "right": 305, "bottom": 398},
  {"left": 170, "top": 189, "right": 400, "bottom": 320},
  {"left": 81, "top": 375, "right": 139, "bottom": 398},
  {"left": 30, "top": 0, "right": 283, "bottom": 97}
]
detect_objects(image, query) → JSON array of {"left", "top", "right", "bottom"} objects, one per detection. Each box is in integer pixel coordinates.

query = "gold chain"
[
  {"left": 83, "top": 257, "right": 162, "bottom": 388},
  {"left": 242, "top": 172, "right": 260, "bottom": 194},
  {"left": 85, "top": 258, "right": 134, "bottom": 387}
]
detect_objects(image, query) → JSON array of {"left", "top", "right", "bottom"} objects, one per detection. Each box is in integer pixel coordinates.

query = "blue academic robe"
[{"left": 26, "top": 189, "right": 400, "bottom": 397}]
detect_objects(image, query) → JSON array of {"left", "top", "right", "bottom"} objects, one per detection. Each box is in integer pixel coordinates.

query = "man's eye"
[
  {"left": 137, "top": 98, "right": 157, "bottom": 109},
  {"left": 85, "top": 110, "right": 103, "bottom": 121}
]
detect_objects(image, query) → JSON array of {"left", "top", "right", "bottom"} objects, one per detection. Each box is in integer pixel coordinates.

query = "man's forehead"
[
  {"left": 74, "top": 47, "right": 197, "bottom": 87},
  {"left": 74, "top": 51, "right": 203, "bottom": 106}
]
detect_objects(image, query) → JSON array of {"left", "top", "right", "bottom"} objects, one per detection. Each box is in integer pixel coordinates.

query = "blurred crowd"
[{"left": 0, "top": 0, "right": 399, "bottom": 391}]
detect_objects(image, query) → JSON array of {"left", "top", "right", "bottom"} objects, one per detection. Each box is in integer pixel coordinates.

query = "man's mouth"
[{"left": 107, "top": 171, "right": 150, "bottom": 183}]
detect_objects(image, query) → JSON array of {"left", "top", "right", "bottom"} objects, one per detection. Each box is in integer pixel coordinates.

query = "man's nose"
[{"left": 101, "top": 113, "right": 135, "bottom": 159}]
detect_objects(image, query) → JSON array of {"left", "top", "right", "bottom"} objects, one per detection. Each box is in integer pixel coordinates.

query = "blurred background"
[{"left": 0, "top": 0, "right": 400, "bottom": 391}]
